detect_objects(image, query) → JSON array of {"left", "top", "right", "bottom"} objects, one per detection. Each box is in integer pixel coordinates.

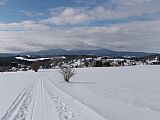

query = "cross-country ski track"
[
  {"left": 1, "top": 73, "right": 106, "bottom": 120},
  {"left": 1, "top": 66, "right": 160, "bottom": 120}
]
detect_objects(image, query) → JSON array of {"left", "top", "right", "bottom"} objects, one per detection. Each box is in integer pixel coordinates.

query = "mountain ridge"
[
  {"left": 19, "top": 49, "right": 156, "bottom": 57},
  {"left": 0, "top": 49, "right": 157, "bottom": 57}
]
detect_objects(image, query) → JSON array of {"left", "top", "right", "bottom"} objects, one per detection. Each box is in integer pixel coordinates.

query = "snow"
[
  {"left": 15, "top": 57, "right": 50, "bottom": 61},
  {"left": 0, "top": 65, "right": 160, "bottom": 120}
]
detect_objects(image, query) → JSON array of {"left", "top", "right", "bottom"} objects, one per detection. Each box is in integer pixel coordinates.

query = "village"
[{"left": 0, "top": 54, "right": 160, "bottom": 72}]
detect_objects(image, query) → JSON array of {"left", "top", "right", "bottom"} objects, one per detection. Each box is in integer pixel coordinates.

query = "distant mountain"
[
  {"left": 21, "top": 49, "right": 67, "bottom": 56},
  {"left": 0, "top": 53, "right": 16, "bottom": 57},
  {"left": 19, "top": 49, "right": 156, "bottom": 57}
]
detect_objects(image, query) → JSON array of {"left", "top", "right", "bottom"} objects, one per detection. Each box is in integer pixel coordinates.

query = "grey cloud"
[
  {"left": 4, "top": 46, "right": 26, "bottom": 53},
  {"left": 1, "top": 20, "right": 160, "bottom": 53}
]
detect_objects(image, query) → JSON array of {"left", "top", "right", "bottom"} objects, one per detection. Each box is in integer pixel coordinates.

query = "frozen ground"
[{"left": 0, "top": 65, "right": 160, "bottom": 120}]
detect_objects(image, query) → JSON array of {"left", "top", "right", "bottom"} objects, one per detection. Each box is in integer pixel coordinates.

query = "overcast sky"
[{"left": 0, "top": 0, "right": 160, "bottom": 53}]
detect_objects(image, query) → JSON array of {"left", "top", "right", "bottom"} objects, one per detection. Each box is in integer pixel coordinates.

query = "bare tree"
[
  {"left": 31, "top": 61, "right": 40, "bottom": 72},
  {"left": 59, "top": 65, "right": 76, "bottom": 82}
]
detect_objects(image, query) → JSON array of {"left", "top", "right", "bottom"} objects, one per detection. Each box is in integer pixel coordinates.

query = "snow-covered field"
[{"left": 0, "top": 65, "right": 160, "bottom": 120}]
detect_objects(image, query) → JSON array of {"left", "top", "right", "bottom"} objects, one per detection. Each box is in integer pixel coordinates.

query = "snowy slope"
[{"left": 0, "top": 65, "right": 160, "bottom": 120}]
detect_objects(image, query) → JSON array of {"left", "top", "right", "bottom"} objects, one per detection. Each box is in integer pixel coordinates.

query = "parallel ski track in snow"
[
  {"left": 43, "top": 79, "right": 75, "bottom": 120},
  {"left": 41, "top": 74, "right": 107, "bottom": 120},
  {"left": 1, "top": 74, "right": 107, "bottom": 120},
  {"left": 1, "top": 80, "right": 36, "bottom": 120}
]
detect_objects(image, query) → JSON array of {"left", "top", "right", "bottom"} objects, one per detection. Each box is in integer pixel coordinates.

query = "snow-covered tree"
[{"left": 59, "top": 65, "right": 76, "bottom": 82}]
